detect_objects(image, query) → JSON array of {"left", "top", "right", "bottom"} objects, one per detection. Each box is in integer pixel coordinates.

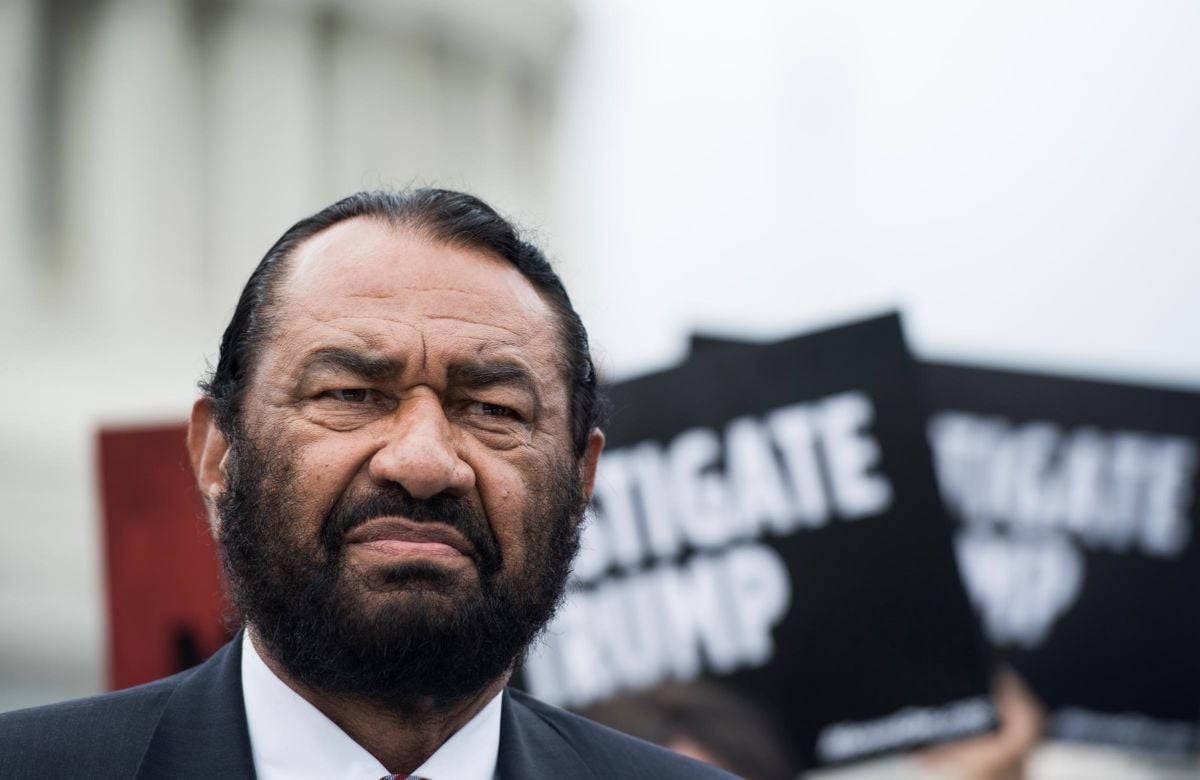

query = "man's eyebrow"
[
  {"left": 298, "top": 348, "right": 399, "bottom": 382},
  {"left": 448, "top": 361, "right": 540, "bottom": 398}
]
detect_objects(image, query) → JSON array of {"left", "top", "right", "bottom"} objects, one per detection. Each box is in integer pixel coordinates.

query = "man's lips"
[{"left": 343, "top": 518, "right": 476, "bottom": 562}]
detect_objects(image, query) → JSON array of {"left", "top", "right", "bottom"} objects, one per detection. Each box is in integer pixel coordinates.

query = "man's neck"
[{"left": 249, "top": 631, "right": 509, "bottom": 774}]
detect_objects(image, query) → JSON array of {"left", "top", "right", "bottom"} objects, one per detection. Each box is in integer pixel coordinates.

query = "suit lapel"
[
  {"left": 496, "top": 690, "right": 596, "bottom": 780},
  {"left": 135, "top": 641, "right": 593, "bottom": 779},
  {"left": 136, "top": 635, "right": 257, "bottom": 779}
]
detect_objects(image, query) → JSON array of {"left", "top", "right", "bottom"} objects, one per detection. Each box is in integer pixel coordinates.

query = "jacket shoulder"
[
  {"left": 0, "top": 674, "right": 184, "bottom": 778},
  {"left": 507, "top": 688, "right": 737, "bottom": 779}
]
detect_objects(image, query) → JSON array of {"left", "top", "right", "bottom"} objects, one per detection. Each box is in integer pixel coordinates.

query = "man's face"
[{"left": 199, "top": 218, "right": 600, "bottom": 710}]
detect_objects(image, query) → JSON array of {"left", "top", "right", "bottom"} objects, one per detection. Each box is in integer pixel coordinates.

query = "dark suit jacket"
[{"left": 0, "top": 638, "right": 735, "bottom": 779}]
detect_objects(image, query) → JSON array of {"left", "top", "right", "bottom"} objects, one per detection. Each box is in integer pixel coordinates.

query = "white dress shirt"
[{"left": 241, "top": 632, "right": 502, "bottom": 780}]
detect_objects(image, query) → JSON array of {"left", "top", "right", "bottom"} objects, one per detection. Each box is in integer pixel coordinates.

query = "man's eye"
[
  {"left": 469, "top": 401, "right": 520, "bottom": 419},
  {"left": 326, "top": 389, "right": 374, "bottom": 403}
]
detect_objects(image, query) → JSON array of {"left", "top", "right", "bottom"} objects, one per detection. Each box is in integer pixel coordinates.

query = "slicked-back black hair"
[{"left": 200, "top": 188, "right": 604, "bottom": 457}]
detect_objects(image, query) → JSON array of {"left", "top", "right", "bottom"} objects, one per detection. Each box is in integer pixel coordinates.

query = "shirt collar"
[{"left": 241, "top": 631, "right": 502, "bottom": 780}]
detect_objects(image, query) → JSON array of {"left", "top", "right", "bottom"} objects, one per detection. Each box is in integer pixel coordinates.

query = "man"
[{"left": 0, "top": 190, "right": 733, "bottom": 779}]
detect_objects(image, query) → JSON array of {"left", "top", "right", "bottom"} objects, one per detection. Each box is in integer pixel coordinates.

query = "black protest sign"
[
  {"left": 922, "top": 362, "right": 1200, "bottom": 755},
  {"left": 693, "top": 333, "right": 1200, "bottom": 754},
  {"left": 519, "top": 314, "right": 996, "bottom": 769}
]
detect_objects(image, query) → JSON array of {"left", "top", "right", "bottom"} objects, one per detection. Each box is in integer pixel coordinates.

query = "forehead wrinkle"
[
  {"left": 303, "top": 313, "right": 535, "bottom": 357},
  {"left": 288, "top": 318, "right": 413, "bottom": 353},
  {"left": 423, "top": 314, "right": 524, "bottom": 339},
  {"left": 299, "top": 304, "right": 534, "bottom": 344},
  {"left": 341, "top": 285, "right": 492, "bottom": 303}
]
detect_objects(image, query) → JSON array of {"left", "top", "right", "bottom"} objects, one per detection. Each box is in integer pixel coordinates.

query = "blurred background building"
[
  {"left": 0, "top": 0, "right": 570, "bottom": 711},
  {"left": 2, "top": 1, "right": 1199, "bottom": 778}
]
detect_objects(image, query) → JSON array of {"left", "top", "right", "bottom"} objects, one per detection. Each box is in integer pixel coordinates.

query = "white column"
[
  {"left": 325, "top": 19, "right": 441, "bottom": 196},
  {"left": 56, "top": 0, "right": 205, "bottom": 339},
  {"left": 0, "top": 0, "right": 39, "bottom": 329},
  {"left": 202, "top": 1, "right": 326, "bottom": 317}
]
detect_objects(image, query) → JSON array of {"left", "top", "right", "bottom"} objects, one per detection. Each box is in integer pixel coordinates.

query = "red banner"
[{"left": 97, "top": 423, "right": 231, "bottom": 691}]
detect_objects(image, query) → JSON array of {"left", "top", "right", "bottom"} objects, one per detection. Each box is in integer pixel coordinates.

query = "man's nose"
[{"left": 366, "top": 396, "right": 476, "bottom": 499}]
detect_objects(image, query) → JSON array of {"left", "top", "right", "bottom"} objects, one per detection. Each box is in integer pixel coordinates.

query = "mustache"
[{"left": 321, "top": 487, "right": 502, "bottom": 577}]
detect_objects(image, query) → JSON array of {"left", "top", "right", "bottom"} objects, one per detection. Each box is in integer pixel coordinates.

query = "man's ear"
[
  {"left": 580, "top": 428, "right": 605, "bottom": 503},
  {"left": 187, "top": 397, "right": 230, "bottom": 527}
]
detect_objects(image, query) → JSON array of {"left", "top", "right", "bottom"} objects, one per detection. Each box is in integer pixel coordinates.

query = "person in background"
[{"left": 584, "top": 681, "right": 798, "bottom": 780}]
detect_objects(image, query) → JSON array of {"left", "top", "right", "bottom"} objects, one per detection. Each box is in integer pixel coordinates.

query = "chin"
[
  {"left": 378, "top": 559, "right": 476, "bottom": 586},
  {"left": 346, "top": 561, "right": 481, "bottom": 611}
]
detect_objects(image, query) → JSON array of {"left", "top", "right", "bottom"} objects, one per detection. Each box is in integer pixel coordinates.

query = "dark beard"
[{"left": 216, "top": 429, "right": 584, "bottom": 715}]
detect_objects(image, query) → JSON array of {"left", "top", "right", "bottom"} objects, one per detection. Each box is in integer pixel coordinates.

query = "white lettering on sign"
[
  {"left": 528, "top": 390, "right": 894, "bottom": 708},
  {"left": 928, "top": 411, "right": 1198, "bottom": 649},
  {"left": 818, "top": 392, "right": 894, "bottom": 519},
  {"left": 954, "top": 530, "right": 1083, "bottom": 648},
  {"left": 930, "top": 413, "right": 1196, "bottom": 557},
  {"left": 525, "top": 543, "right": 792, "bottom": 709},
  {"left": 816, "top": 696, "right": 995, "bottom": 762},
  {"left": 578, "top": 391, "right": 894, "bottom": 580},
  {"left": 1050, "top": 708, "right": 1198, "bottom": 754}
]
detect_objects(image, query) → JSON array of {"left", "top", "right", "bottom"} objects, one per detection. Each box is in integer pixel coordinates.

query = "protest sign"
[
  {"left": 97, "top": 424, "right": 231, "bottom": 690},
  {"left": 923, "top": 361, "right": 1200, "bottom": 755},
  {"left": 520, "top": 314, "right": 995, "bottom": 768},
  {"left": 685, "top": 328, "right": 1200, "bottom": 755}
]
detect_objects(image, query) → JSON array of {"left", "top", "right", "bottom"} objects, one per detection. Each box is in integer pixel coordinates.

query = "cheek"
[
  {"left": 477, "top": 466, "right": 541, "bottom": 563},
  {"left": 476, "top": 449, "right": 570, "bottom": 568},
  {"left": 284, "top": 442, "right": 369, "bottom": 533},
  {"left": 484, "top": 482, "right": 528, "bottom": 544}
]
